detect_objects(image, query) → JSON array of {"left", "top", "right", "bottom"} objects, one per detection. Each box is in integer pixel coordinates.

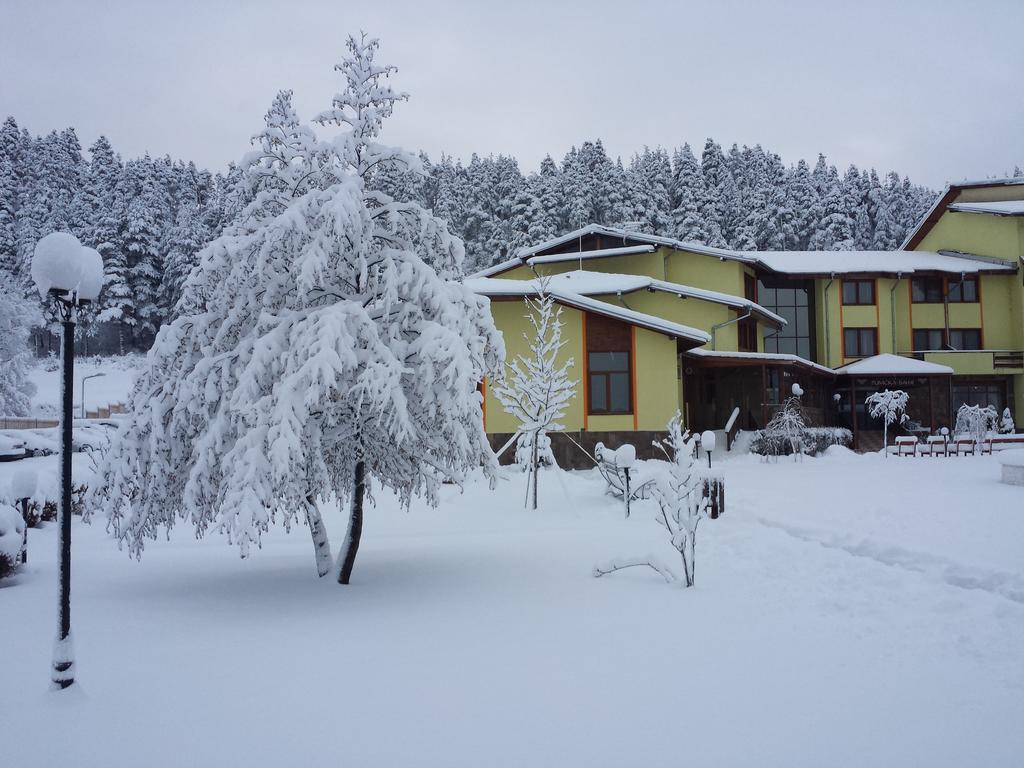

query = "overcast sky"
[{"left": 2, "top": 0, "right": 1021, "bottom": 189}]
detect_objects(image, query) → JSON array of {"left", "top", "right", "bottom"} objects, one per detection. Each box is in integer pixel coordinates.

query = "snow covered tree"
[
  {"left": 865, "top": 389, "right": 909, "bottom": 457},
  {"left": 594, "top": 413, "right": 709, "bottom": 587},
  {"left": 758, "top": 395, "right": 807, "bottom": 460},
  {"left": 0, "top": 271, "right": 39, "bottom": 416},
  {"left": 999, "top": 407, "right": 1015, "bottom": 435},
  {"left": 954, "top": 403, "right": 998, "bottom": 445},
  {"left": 493, "top": 279, "right": 577, "bottom": 510},
  {"left": 87, "top": 34, "right": 503, "bottom": 586}
]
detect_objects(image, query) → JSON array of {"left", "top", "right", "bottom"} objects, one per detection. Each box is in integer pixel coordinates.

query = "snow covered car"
[{"left": 0, "top": 434, "right": 28, "bottom": 462}]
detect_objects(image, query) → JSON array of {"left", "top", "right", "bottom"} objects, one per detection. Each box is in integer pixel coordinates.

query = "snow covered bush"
[
  {"left": 594, "top": 413, "right": 709, "bottom": 587},
  {"left": 954, "top": 403, "right": 998, "bottom": 444},
  {"left": 87, "top": 34, "right": 503, "bottom": 585},
  {"left": 0, "top": 503, "right": 26, "bottom": 578},
  {"left": 493, "top": 279, "right": 576, "bottom": 510},
  {"left": 0, "top": 271, "right": 39, "bottom": 416},
  {"left": 999, "top": 407, "right": 1015, "bottom": 435},
  {"left": 865, "top": 389, "right": 908, "bottom": 457}
]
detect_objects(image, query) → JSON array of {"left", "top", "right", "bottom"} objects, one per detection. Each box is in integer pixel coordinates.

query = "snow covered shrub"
[
  {"left": 954, "top": 404, "right": 998, "bottom": 444},
  {"left": 593, "top": 413, "right": 710, "bottom": 587},
  {"left": 0, "top": 271, "right": 39, "bottom": 416},
  {"left": 87, "top": 34, "right": 503, "bottom": 585},
  {"left": 0, "top": 503, "right": 26, "bottom": 578},
  {"left": 799, "top": 427, "right": 853, "bottom": 455},
  {"left": 865, "top": 389, "right": 908, "bottom": 457},
  {"left": 999, "top": 407, "right": 1015, "bottom": 435},
  {"left": 493, "top": 279, "right": 576, "bottom": 510}
]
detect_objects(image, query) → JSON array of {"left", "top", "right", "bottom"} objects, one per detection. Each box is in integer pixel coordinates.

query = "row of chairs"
[{"left": 894, "top": 434, "right": 993, "bottom": 457}]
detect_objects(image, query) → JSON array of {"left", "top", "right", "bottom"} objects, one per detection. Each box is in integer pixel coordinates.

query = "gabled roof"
[
  {"left": 464, "top": 270, "right": 785, "bottom": 328},
  {"left": 835, "top": 353, "right": 953, "bottom": 376},
  {"left": 515, "top": 223, "right": 753, "bottom": 263},
  {"left": 901, "top": 178, "right": 1024, "bottom": 250}
]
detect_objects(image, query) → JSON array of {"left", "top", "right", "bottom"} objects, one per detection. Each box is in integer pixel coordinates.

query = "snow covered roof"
[
  {"left": 525, "top": 244, "right": 656, "bottom": 266},
  {"left": 495, "top": 222, "right": 1013, "bottom": 279},
  {"left": 467, "top": 257, "right": 523, "bottom": 279},
  {"left": 835, "top": 353, "right": 953, "bottom": 376},
  {"left": 752, "top": 249, "right": 1014, "bottom": 276},
  {"left": 465, "top": 270, "right": 785, "bottom": 327},
  {"left": 686, "top": 348, "right": 836, "bottom": 376},
  {"left": 464, "top": 272, "right": 710, "bottom": 345},
  {"left": 515, "top": 223, "right": 752, "bottom": 263},
  {"left": 902, "top": 178, "right": 1024, "bottom": 250},
  {"left": 947, "top": 200, "right": 1024, "bottom": 217}
]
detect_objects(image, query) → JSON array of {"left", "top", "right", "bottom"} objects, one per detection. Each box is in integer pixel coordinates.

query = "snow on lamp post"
[
  {"left": 11, "top": 469, "right": 36, "bottom": 564},
  {"left": 616, "top": 444, "right": 636, "bottom": 518},
  {"left": 700, "top": 430, "right": 716, "bottom": 468},
  {"left": 31, "top": 232, "right": 103, "bottom": 691}
]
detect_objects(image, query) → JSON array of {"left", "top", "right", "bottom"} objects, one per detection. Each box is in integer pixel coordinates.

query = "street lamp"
[
  {"left": 31, "top": 233, "right": 103, "bottom": 691},
  {"left": 81, "top": 372, "right": 107, "bottom": 419}
]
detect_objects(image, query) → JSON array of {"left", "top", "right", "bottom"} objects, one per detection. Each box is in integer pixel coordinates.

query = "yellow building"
[{"left": 469, "top": 178, "right": 1024, "bottom": 458}]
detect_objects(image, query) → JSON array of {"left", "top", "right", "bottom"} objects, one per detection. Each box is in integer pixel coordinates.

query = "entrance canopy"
[{"left": 835, "top": 353, "right": 954, "bottom": 377}]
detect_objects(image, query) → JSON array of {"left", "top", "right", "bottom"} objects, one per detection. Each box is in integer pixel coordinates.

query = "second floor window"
[
  {"left": 913, "top": 329, "right": 945, "bottom": 351},
  {"left": 911, "top": 277, "right": 944, "bottom": 303},
  {"left": 948, "top": 328, "right": 982, "bottom": 350},
  {"left": 843, "top": 327, "right": 877, "bottom": 358},
  {"left": 842, "top": 280, "right": 875, "bottom": 305},
  {"left": 948, "top": 277, "right": 979, "bottom": 303}
]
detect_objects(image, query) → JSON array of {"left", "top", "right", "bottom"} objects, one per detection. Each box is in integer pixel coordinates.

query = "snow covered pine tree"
[
  {"left": 87, "top": 34, "right": 503, "bottom": 585},
  {"left": 493, "top": 277, "right": 576, "bottom": 510},
  {"left": 0, "top": 271, "right": 39, "bottom": 416}
]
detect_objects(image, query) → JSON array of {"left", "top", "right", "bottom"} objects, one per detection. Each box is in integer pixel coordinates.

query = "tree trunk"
[
  {"left": 336, "top": 461, "right": 365, "bottom": 585},
  {"left": 305, "top": 495, "right": 331, "bottom": 578},
  {"left": 530, "top": 432, "right": 539, "bottom": 511}
]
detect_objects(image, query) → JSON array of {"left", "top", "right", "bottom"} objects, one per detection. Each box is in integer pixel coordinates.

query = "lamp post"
[
  {"left": 31, "top": 233, "right": 103, "bottom": 691},
  {"left": 81, "top": 372, "right": 106, "bottom": 419}
]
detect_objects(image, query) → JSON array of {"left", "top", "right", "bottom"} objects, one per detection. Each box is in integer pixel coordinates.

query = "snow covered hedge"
[{"left": 750, "top": 426, "right": 852, "bottom": 457}]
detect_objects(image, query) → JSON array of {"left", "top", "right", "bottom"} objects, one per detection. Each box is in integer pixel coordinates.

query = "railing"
[
  {"left": 899, "top": 350, "right": 1024, "bottom": 372},
  {"left": 724, "top": 406, "right": 741, "bottom": 451},
  {"left": 993, "top": 351, "right": 1024, "bottom": 369}
]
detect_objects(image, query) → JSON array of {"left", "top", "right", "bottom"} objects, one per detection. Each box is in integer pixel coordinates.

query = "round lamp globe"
[{"left": 31, "top": 232, "right": 84, "bottom": 298}]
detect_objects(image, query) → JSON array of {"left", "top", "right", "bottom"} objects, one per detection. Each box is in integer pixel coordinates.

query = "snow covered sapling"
[
  {"left": 999, "top": 407, "right": 1015, "bottom": 435},
  {"left": 865, "top": 389, "right": 908, "bottom": 457},
  {"left": 594, "top": 414, "right": 709, "bottom": 587},
  {"left": 87, "top": 34, "right": 503, "bottom": 586},
  {"left": 493, "top": 278, "right": 577, "bottom": 510},
  {"left": 759, "top": 395, "right": 806, "bottom": 460}
]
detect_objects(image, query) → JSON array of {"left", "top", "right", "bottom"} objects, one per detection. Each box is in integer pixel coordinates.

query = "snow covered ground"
[
  {"left": 25, "top": 354, "right": 143, "bottom": 417},
  {"left": 1, "top": 449, "right": 1022, "bottom": 767}
]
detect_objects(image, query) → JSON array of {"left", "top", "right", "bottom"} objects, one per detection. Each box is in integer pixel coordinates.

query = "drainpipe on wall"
[
  {"left": 823, "top": 275, "right": 835, "bottom": 365},
  {"left": 711, "top": 311, "right": 752, "bottom": 351},
  {"left": 890, "top": 272, "right": 903, "bottom": 355}
]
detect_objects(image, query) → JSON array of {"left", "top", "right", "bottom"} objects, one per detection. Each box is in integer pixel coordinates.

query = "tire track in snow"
[{"left": 754, "top": 517, "right": 1024, "bottom": 605}]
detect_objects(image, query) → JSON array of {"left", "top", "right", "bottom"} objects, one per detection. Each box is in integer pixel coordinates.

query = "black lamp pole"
[{"left": 51, "top": 288, "right": 82, "bottom": 690}]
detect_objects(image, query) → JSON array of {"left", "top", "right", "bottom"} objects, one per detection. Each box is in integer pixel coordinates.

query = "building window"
[
  {"left": 913, "top": 329, "right": 945, "bottom": 352},
  {"left": 738, "top": 273, "right": 758, "bottom": 352},
  {"left": 948, "top": 277, "right": 979, "bottom": 303},
  {"left": 842, "top": 280, "right": 875, "bottom": 306},
  {"left": 948, "top": 328, "right": 982, "bottom": 351},
  {"left": 911, "top": 277, "right": 944, "bottom": 303},
  {"left": 758, "top": 278, "right": 813, "bottom": 361},
  {"left": 586, "top": 312, "right": 632, "bottom": 415},
  {"left": 952, "top": 380, "right": 1006, "bottom": 415},
  {"left": 843, "top": 327, "right": 877, "bottom": 358}
]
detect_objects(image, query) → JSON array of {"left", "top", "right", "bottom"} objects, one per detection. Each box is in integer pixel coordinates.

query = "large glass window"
[
  {"left": 758, "top": 278, "right": 813, "bottom": 361},
  {"left": 952, "top": 380, "right": 1006, "bottom": 415},
  {"left": 842, "top": 280, "right": 875, "bottom": 306},
  {"left": 843, "top": 328, "right": 877, "bottom": 358}
]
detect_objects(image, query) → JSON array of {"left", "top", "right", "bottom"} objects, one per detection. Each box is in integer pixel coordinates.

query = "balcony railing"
[{"left": 899, "top": 350, "right": 1024, "bottom": 372}]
